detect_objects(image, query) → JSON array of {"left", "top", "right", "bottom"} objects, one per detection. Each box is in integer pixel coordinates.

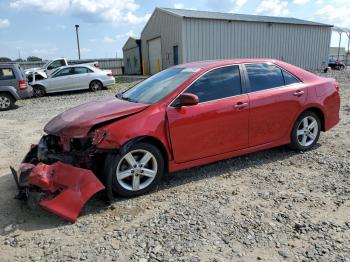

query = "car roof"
[
  {"left": 176, "top": 58, "right": 319, "bottom": 83},
  {"left": 177, "top": 58, "right": 281, "bottom": 69},
  {"left": 59, "top": 64, "right": 94, "bottom": 69},
  {"left": 0, "top": 63, "right": 18, "bottom": 68}
]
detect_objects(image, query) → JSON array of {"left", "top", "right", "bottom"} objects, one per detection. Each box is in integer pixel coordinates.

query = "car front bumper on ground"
[{"left": 11, "top": 140, "right": 105, "bottom": 223}]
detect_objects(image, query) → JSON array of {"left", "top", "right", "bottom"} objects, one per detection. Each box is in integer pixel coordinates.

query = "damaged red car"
[{"left": 12, "top": 59, "right": 340, "bottom": 222}]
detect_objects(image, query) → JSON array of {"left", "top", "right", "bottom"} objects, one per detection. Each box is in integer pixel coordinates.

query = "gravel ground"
[{"left": 0, "top": 70, "right": 349, "bottom": 261}]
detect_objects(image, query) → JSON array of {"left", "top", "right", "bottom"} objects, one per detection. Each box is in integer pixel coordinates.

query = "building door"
[
  {"left": 148, "top": 37, "right": 162, "bottom": 75},
  {"left": 173, "top": 45, "right": 179, "bottom": 65}
]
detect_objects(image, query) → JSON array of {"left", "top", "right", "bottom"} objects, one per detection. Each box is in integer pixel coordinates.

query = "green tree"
[
  {"left": 27, "top": 56, "right": 42, "bottom": 62},
  {"left": 15, "top": 58, "right": 25, "bottom": 62},
  {"left": 0, "top": 57, "right": 12, "bottom": 62}
]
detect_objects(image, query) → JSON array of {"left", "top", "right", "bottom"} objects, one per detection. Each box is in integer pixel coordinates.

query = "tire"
[
  {"left": 89, "top": 80, "right": 103, "bottom": 92},
  {"left": 0, "top": 93, "right": 15, "bottom": 111},
  {"left": 104, "top": 142, "right": 164, "bottom": 198},
  {"left": 33, "top": 85, "right": 46, "bottom": 97},
  {"left": 290, "top": 111, "right": 321, "bottom": 151}
]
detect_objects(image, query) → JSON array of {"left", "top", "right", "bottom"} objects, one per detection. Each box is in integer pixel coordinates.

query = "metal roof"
[
  {"left": 159, "top": 8, "right": 332, "bottom": 27},
  {"left": 333, "top": 26, "right": 350, "bottom": 33}
]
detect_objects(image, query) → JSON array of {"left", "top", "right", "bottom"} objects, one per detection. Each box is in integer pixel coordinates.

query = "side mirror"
[{"left": 176, "top": 92, "right": 199, "bottom": 107}]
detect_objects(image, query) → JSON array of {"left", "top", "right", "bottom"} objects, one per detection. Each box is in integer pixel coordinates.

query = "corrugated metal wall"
[
  {"left": 123, "top": 38, "right": 141, "bottom": 75},
  {"left": 183, "top": 18, "right": 331, "bottom": 69},
  {"left": 141, "top": 9, "right": 183, "bottom": 74}
]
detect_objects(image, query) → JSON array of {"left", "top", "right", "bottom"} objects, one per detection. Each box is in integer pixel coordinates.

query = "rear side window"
[
  {"left": 0, "top": 68, "right": 15, "bottom": 80},
  {"left": 74, "top": 67, "right": 93, "bottom": 74},
  {"left": 246, "top": 63, "right": 284, "bottom": 92},
  {"left": 282, "top": 70, "right": 300, "bottom": 85},
  {"left": 185, "top": 65, "right": 241, "bottom": 103}
]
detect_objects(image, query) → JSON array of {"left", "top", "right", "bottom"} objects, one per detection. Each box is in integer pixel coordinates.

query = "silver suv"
[{"left": 0, "top": 63, "right": 33, "bottom": 110}]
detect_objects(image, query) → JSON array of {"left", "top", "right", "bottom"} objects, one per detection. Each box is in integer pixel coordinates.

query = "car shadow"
[{"left": 0, "top": 144, "right": 320, "bottom": 234}]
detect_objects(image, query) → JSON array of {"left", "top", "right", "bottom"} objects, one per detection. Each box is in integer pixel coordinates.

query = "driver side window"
[{"left": 185, "top": 65, "right": 242, "bottom": 103}]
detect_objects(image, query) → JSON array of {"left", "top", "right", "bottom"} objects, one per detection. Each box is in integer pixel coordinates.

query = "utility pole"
[{"left": 75, "top": 25, "right": 81, "bottom": 60}]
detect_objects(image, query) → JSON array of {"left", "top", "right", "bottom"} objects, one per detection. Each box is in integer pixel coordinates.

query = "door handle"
[
  {"left": 234, "top": 102, "right": 248, "bottom": 109},
  {"left": 293, "top": 90, "right": 305, "bottom": 97}
]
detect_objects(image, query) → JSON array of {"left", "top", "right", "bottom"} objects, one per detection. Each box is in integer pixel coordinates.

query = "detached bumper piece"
[{"left": 12, "top": 161, "right": 105, "bottom": 223}]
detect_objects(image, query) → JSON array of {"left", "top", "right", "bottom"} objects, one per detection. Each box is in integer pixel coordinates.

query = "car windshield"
[
  {"left": 50, "top": 68, "right": 62, "bottom": 77},
  {"left": 120, "top": 67, "right": 200, "bottom": 104}
]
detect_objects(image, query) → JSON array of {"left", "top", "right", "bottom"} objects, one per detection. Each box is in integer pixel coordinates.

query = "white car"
[
  {"left": 25, "top": 57, "right": 99, "bottom": 81},
  {"left": 30, "top": 65, "right": 115, "bottom": 96}
]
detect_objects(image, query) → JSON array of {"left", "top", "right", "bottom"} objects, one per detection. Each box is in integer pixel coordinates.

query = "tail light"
[
  {"left": 18, "top": 80, "right": 27, "bottom": 90},
  {"left": 106, "top": 72, "right": 113, "bottom": 77},
  {"left": 94, "top": 63, "right": 100, "bottom": 68},
  {"left": 335, "top": 82, "right": 340, "bottom": 93}
]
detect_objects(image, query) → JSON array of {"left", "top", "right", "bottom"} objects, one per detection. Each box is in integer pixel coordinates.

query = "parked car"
[
  {"left": 328, "top": 58, "right": 346, "bottom": 70},
  {"left": 30, "top": 65, "right": 115, "bottom": 96},
  {"left": 0, "top": 63, "right": 33, "bottom": 111},
  {"left": 24, "top": 57, "right": 99, "bottom": 81},
  {"left": 13, "top": 59, "right": 340, "bottom": 222}
]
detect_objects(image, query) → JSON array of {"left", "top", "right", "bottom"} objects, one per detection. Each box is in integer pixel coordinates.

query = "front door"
[
  {"left": 244, "top": 63, "right": 307, "bottom": 146},
  {"left": 46, "top": 67, "right": 75, "bottom": 92},
  {"left": 167, "top": 65, "right": 249, "bottom": 163}
]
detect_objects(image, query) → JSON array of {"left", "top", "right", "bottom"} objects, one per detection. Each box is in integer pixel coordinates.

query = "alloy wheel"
[
  {"left": 116, "top": 149, "right": 158, "bottom": 191},
  {"left": 0, "top": 96, "right": 11, "bottom": 109},
  {"left": 90, "top": 81, "right": 102, "bottom": 91},
  {"left": 296, "top": 116, "right": 319, "bottom": 147}
]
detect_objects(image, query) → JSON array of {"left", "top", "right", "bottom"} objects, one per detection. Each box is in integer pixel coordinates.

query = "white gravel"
[{"left": 0, "top": 71, "right": 349, "bottom": 261}]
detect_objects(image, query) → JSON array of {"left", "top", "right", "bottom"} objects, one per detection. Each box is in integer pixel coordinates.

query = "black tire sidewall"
[
  {"left": 290, "top": 111, "right": 321, "bottom": 151},
  {"left": 33, "top": 86, "right": 45, "bottom": 97},
  {"left": 90, "top": 80, "right": 102, "bottom": 91},
  {"left": 0, "top": 93, "right": 15, "bottom": 111},
  {"left": 105, "top": 142, "right": 164, "bottom": 198}
]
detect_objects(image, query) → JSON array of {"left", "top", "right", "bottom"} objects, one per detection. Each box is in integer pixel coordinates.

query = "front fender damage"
[{"left": 11, "top": 144, "right": 105, "bottom": 223}]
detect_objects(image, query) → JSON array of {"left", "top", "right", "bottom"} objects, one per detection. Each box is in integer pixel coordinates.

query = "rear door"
[
  {"left": 71, "top": 67, "right": 94, "bottom": 89},
  {"left": 167, "top": 65, "right": 249, "bottom": 163},
  {"left": 244, "top": 63, "right": 307, "bottom": 146}
]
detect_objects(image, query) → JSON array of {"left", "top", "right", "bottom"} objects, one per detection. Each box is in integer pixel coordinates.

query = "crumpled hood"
[{"left": 44, "top": 96, "right": 149, "bottom": 137}]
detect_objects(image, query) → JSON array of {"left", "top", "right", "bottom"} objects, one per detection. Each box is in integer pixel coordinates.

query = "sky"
[{"left": 0, "top": 0, "right": 349, "bottom": 61}]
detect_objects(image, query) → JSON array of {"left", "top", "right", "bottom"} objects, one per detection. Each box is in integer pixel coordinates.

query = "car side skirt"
[{"left": 168, "top": 137, "right": 290, "bottom": 173}]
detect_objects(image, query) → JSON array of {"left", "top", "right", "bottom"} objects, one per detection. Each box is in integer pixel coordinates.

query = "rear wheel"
[
  {"left": 104, "top": 143, "right": 164, "bottom": 197},
  {"left": 0, "top": 93, "right": 15, "bottom": 111},
  {"left": 89, "top": 80, "right": 103, "bottom": 92},
  {"left": 290, "top": 111, "right": 321, "bottom": 151}
]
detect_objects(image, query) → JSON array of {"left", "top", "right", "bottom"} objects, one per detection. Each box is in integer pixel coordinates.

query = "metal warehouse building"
[
  {"left": 123, "top": 37, "right": 142, "bottom": 75},
  {"left": 138, "top": 7, "right": 332, "bottom": 74}
]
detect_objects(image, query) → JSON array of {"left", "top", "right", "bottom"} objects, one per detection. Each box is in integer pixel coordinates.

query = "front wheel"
[
  {"left": 104, "top": 143, "right": 164, "bottom": 198},
  {"left": 33, "top": 85, "right": 46, "bottom": 97},
  {"left": 290, "top": 111, "right": 321, "bottom": 151}
]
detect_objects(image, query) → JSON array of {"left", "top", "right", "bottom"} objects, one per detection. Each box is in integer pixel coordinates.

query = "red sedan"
[{"left": 13, "top": 59, "right": 340, "bottom": 222}]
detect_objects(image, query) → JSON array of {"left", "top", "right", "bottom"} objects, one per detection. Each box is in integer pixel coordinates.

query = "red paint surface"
[
  {"left": 40, "top": 59, "right": 341, "bottom": 178},
  {"left": 44, "top": 96, "right": 149, "bottom": 137},
  {"left": 28, "top": 162, "right": 105, "bottom": 222}
]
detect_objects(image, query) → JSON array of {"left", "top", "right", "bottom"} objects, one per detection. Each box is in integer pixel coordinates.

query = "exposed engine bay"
[{"left": 11, "top": 134, "right": 107, "bottom": 223}]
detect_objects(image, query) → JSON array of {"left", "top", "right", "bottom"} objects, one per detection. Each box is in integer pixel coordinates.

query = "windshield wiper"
[{"left": 116, "top": 93, "right": 138, "bottom": 103}]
